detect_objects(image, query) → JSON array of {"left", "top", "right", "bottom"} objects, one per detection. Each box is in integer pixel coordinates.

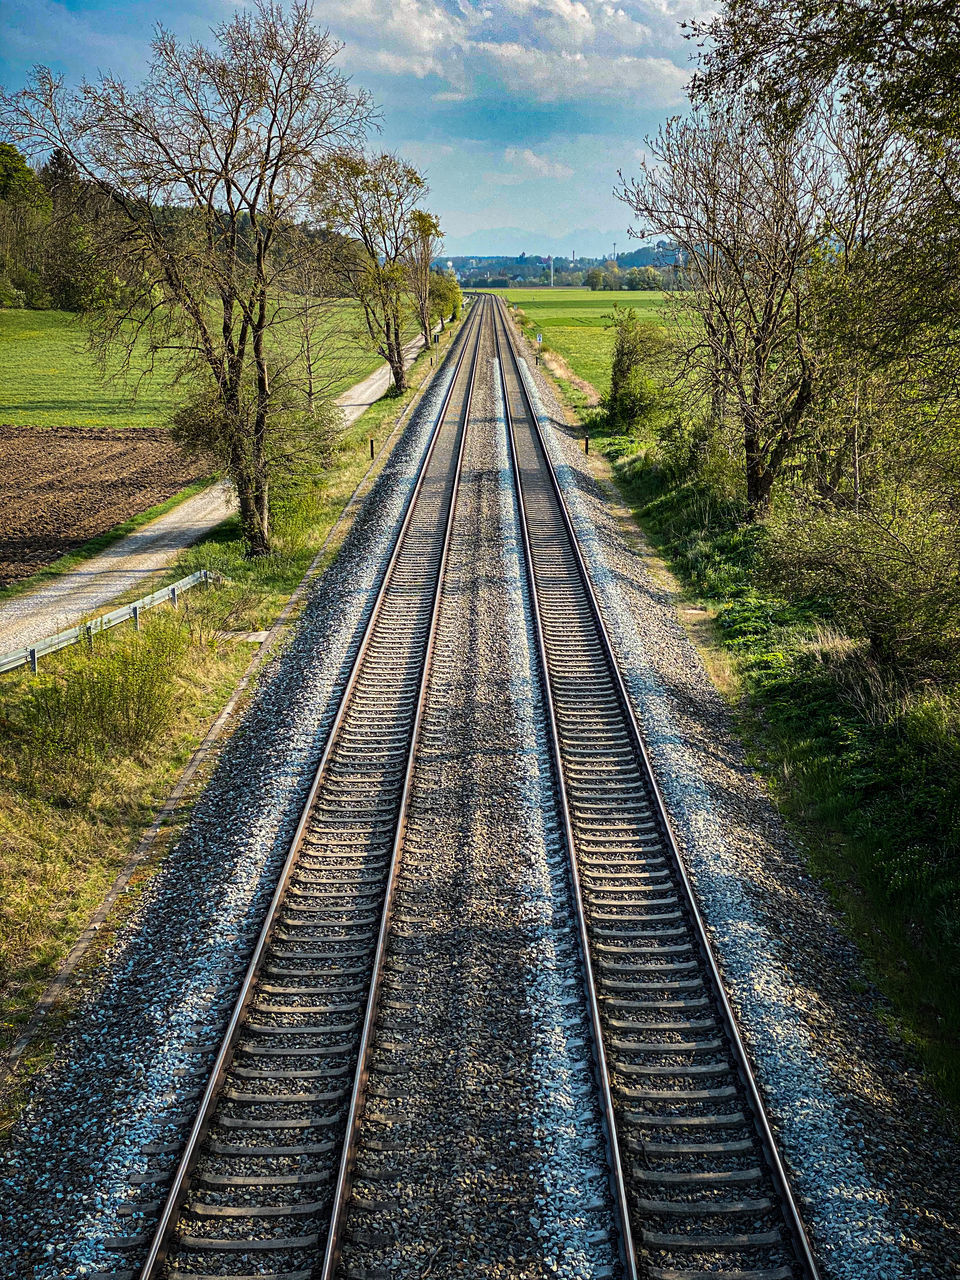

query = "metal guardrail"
[{"left": 0, "top": 569, "right": 217, "bottom": 675}]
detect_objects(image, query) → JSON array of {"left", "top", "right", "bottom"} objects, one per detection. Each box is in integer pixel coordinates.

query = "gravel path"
[
  {"left": 338, "top": 337, "right": 618, "bottom": 1280},
  {"left": 0, "top": 481, "right": 235, "bottom": 653},
  {"left": 511, "top": 325, "right": 960, "bottom": 1280},
  {"left": 336, "top": 331, "right": 433, "bottom": 427},
  {"left": 0, "top": 349, "right": 461, "bottom": 1278}
]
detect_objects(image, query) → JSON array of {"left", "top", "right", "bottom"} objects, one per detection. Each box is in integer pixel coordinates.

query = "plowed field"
[{"left": 0, "top": 426, "right": 206, "bottom": 587}]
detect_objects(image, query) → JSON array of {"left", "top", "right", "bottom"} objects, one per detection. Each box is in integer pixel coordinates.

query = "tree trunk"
[
  {"left": 744, "top": 416, "right": 772, "bottom": 517},
  {"left": 236, "top": 477, "right": 270, "bottom": 555},
  {"left": 388, "top": 316, "right": 407, "bottom": 392}
]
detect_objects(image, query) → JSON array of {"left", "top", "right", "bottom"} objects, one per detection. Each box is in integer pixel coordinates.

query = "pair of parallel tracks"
[{"left": 100, "top": 295, "right": 819, "bottom": 1280}]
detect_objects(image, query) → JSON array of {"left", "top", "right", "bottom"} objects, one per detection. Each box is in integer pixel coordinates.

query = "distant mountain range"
[{"left": 440, "top": 227, "right": 634, "bottom": 259}]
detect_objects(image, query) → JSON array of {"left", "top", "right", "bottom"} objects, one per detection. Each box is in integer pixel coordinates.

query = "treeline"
[
  {"left": 601, "top": 0, "right": 960, "bottom": 1087},
  {"left": 584, "top": 263, "right": 680, "bottom": 292},
  {"left": 0, "top": 143, "right": 103, "bottom": 310},
  {"left": 0, "top": 0, "right": 460, "bottom": 556}
]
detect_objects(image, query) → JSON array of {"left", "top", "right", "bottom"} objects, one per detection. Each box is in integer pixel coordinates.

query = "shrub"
[
  {"left": 765, "top": 490, "right": 960, "bottom": 681},
  {"left": 604, "top": 307, "right": 672, "bottom": 433}
]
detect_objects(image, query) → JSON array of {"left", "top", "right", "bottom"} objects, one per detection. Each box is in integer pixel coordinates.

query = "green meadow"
[
  {"left": 492, "top": 287, "right": 667, "bottom": 397},
  {"left": 0, "top": 306, "right": 385, "bottom": 430},
  {"left": 0, "top": 310, "right": 179, "bottom": 429}
]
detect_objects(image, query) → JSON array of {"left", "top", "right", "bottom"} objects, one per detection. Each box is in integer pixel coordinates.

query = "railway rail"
[
  {"left": 492, "top": 296, "right": 819, "bottom": 1280},
  {"left": 94, "top": 292, "right": 821, "bottom": 1280}
]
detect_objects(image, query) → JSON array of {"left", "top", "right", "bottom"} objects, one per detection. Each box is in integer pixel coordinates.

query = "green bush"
[
  {"left": 0, "top": 274, "right": 25, "bottom": 308},
  {"left": 604, "top": 307, "right": 672, "bottom": 433},
  {"left": 765, "top": 491, "right": 960, "bottom": 681}
]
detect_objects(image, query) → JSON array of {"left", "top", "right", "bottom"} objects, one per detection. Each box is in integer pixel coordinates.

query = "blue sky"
[{"left": 0, "top": 0, "right": 710, "bottom": 256}]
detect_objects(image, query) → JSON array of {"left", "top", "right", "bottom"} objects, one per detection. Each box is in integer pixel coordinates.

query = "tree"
[
  {"left": 693, "top": 0, "right": 960, "bottom": 143},
  {"left": 618, "top": 104, "right": 824, "bottom": 514},
  {"left": 315, "top": 151, "right": 426, "bottom": 393},
  {"left": 429, "top": 268, "right": 461, "bottom": 330},
  {"left": 0, "top": 143, "right": 50, "bottom": 306},
  {"left": 2, "top": 0, "right": 373, "bottom": 554},
  {"left": 585, "top": 266, "right": 603, "bottom": 290},
  {"left": 605, "top": 306, "right": 672, "bottom": 431},
  {"left": 602, "top": 261, "right": 622, "bottom": 290},
  {"left": 406, "top": 209, "right": 442, "bottom": 350}
]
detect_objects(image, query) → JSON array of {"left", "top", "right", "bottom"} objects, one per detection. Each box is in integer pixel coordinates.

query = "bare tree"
[
  {"left": 314, "top": 152, "right": 426, "bottom": 392},
  {"left": 618, "top": 104, "right": 825, "bottom": 513},
  {"left": 406, "top": 209, "right": 443, "bottom": 350},
  {"left": 1, "top": 0, "right": 374, "bottom": 554}
]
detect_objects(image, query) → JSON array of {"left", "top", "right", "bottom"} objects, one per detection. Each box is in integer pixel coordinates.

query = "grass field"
[
  {"left": 0, "top": 307, "right": 387, "bottom": 430},
  {"left": 491, "top": 287, "right": 667, "bottom": 397},
  {"left": 0, "top": 311, "right": 179, "bottom": 429}
]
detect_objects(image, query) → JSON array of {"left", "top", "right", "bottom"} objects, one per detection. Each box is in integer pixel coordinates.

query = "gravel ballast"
[{"left": 511, "top": 327, "right": 960, "bottom": 1280}]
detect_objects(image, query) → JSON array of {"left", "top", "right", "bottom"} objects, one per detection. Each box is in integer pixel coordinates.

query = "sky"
[{"left": 0, "top": 0, "right": 712, "bottom": 257}]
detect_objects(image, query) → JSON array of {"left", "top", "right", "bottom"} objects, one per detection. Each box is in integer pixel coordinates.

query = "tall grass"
[{"left": 2, "top": 613, "right": 189, "bottom": 803}]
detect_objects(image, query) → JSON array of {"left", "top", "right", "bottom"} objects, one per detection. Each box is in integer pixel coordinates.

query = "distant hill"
[{"left": 440, "top": 227, "right": 631, "bottom": 259}]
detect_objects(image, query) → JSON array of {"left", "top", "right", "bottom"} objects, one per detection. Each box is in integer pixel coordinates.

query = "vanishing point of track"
[{"left": 100, "top": 294, "right": 820, "bottom": 1280}]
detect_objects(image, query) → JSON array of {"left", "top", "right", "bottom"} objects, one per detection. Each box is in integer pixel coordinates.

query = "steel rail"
[
  {"left": 493, "top": 305, "right": 640, "bottom": 1280},
  {"left": 493, "top": 296, "right": 821, "bottom": 1280},
  {"left": 134, "top": 297, "right": 486, "bottom": 1280},
  {"left": 317, "top": 294, "right": 488, "bottom": 1280}
]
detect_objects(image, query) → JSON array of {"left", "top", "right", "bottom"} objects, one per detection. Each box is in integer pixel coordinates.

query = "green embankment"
[{"left": 527, "top": 290, "right": 960, "bottom": 1111}]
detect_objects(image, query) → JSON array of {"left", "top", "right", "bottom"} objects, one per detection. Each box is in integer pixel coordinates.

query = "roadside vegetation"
[{"left": 0, "top": 324, "right": 459, "bottom": 1074}]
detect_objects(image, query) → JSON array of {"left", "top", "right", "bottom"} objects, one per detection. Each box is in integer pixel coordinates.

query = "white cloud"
[
  {"left": 323, "top": 0, "right": 698, "bottom": 106},
  {"left": 504, "top": 146, "right": 575, "bottom": 179}
]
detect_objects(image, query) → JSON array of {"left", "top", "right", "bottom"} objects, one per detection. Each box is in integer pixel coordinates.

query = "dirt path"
[{"left": 0, "top": 482, "right": 235, "bottom": 654}]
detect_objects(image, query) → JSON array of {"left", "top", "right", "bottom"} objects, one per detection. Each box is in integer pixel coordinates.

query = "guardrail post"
[
  {"left": 29, "top": 648, "right": 37, "bottom": 674},
  {"left": 86, "top": 623, "right": 94, "bottom": 651},
  {"left": 171, "top": 585, "right": 178, "bottom": 609},
  {"left": 133, "top": 605, "right": 141, "bottom": 632},
  {"left": 370, "top": 437, "right": 375, "bottom": 460}
]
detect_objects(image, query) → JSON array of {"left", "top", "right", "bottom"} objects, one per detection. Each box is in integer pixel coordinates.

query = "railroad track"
[
  {"left": 98, "top": 296, "right": 487, "bottom": 1280},
  {"left": 492, "top": 296, "right": 819, "bottom": 1280},
  {"left": 93, "top": 291, "right": 821, "bottom": 1280}
]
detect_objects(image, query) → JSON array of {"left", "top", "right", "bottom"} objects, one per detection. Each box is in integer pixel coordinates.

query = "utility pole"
[{"left": 549, "top": 256, "right": 554, "bottom": 287}]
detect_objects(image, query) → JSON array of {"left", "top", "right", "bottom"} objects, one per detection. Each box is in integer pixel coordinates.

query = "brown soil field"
[{"left": 0, "top": 425, "right": 207, "bottom": 587}]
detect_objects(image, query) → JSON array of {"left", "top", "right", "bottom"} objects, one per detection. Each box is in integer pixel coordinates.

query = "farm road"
[
  {"left": 0, "top": 481, "right": 235, "bottom": 654},
  {"left": 335, "top": 329, "right": 433, "bottom": 426},
  {"left": 0, "top": 333, "right": 433, "bottom": 655}
]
